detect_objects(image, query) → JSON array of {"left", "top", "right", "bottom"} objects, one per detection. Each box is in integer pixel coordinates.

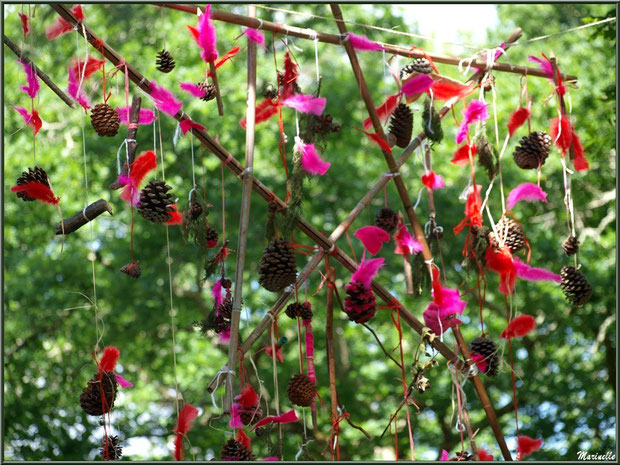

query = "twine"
[{"left": 211, "top": 366, "right": 236, "bottom": 409}]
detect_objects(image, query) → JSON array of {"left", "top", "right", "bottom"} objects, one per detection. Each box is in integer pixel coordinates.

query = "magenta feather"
[
  {"left": 197, "top": 5, "right": 219, "bottom": 63},
  {"left": 219, "top": 330, "right": 231, "bottom": 345},
  {"left": 67, "top": 68, "right": 91, "bottom": 109},
  {"left": 347, "top": 32, "right": 383, "bottom": 51},
  {"left": 149, "top": 80, "right": 182, "bottom": 116},
  {"left": 401, "top": 74, "right": 434, "bottom": 96},
  {"left": 393, "top": 223, "right": 423, "bottom": 256},
  {"left": 17, "top": 59, "right": 39, "bottom": 98},
  {"left": 179, "top": 82, "right": 206, "bottom": 98},
  {"left": 514, "top": 257, "right": 561, "bottom": 283},
  {"left": 351, "top": 255, "right": 384, "bottom": 289},
  {"left": 244, "top": 28, "right": 267, "bottom": 50},
  {"left": 212, "top": 279, "right": 224, "bottom": 310},
  {"left": 528, "top": 55, "right": 553, "bottom": 79},
  {"left": 116, "top": 107, "right": 156, "bottom": 125},
  {"left": 506, "top": 182, "right": 548, "bottom": 210},
  {"left": 295, "top": 139, "right": 331, "bottom": 175},
  {"left": 456, "top": 99, "right": 489, "bottom": 144},
  {"left": 229, "top": 403, "right": 243, "bottom": 429},
  {"left": 354, "top": 226, "right": 390, "bottom": 256},
  {"left": 115, "top": 374, "right": 134, "bottom": 388},
  {"left": 423, "top": 275, "right": 466, "bottom": 336},
  {"left": 282, "top": 94, "right": 326, "bottom": 115}
]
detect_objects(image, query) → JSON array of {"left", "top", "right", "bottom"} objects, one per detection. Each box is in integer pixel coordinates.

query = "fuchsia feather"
[
  {"left": 295, "top": 139, "right": 331, "bottom": 176},
  {"left": 196, "top": 5, "right": 219, "bottom": 63},
  {"left": 115, "top": 374, "right": 134, "bottom": 388},
  {"left": 244, "top": 28, "right": 267, "bottom": 50},
  {"left": 282, "top": 94, "right": 326, "bottom": 115},
  {"left": 513, "top": 257, "right": 561, "bottom": 283},
  {"left": 440, "top": 450, "right": 450, "bottom": 461},
  {"left": 456, "top": 99, "right": 489, "bottom": 144},
  {"left": 46, "top": 5, "right": 84, "bottom": 40},
  {"left": 179, "top": 82, "right": 206, "bottom": 98},
  {"left": 219, "top": 330, "right": 231, "bottom": 345},
  {"left": 421, "top": 171, "right": 445, "bottom": 190},
  {"left": 17, "top": 59, "right": 39, "bottom": 99},
  {"left": 501, "top": 314, "right": 536, "bottom": 339},
  {"left": 150, "top": 80, "right": 182, "bottom": 116},
  {"left": 354, "top": 226, "right": 390, "bottom": 256},
  {"left": 173, "top": 404, "right": 200, "bottom": 461},
  {"left": 423, "top": 269, "right": 466, "bottom": 335},
  {"left": 393, "top": 223, "right": 423, "bottom": 256},
  {"left": 528, "top": 55, "right": 553, "bottom": 79},
  {"left": 13, "top": 107, "right": 43, "bottom": 135},
  {"left": 119, "top": 150, "right": 157, "bottom": 206},
  {"left": 212, "top": 279, "right": 224, "bottom": 311},
  {"left": 506, "top": 182, "right": 548, "bottom": 210},
  {"left": 363, "top": 94, "right": 400, "bottom": 130},
  {"left": 117, "top": 107, "right": 156, "bottom": 125},
  {"left": 517, "top": 435, "right": 542, "bottom": 460},
  {"left": 251, "top": 410, "right": 298, "bottom": 431},
  {"left": 303, "top": 319, "right": 316, "bottom": 383},
  {"left": 67, "top": 68, "right": 91, "bottom": 109},
  {"left": 229, "top": 403, "right": 243, "bottom": 428},
  {"left": 347, "top": 32, "right": 384, "bottom": 51},
  {"left": 471, "top": 353, "right": 488, "bottom": 373},
  {"left": 180, "top": 119, "right": 206, "bottom": 135},
  {"left": 351, "top": 255, "right": 385, "bottom": 289},
  {"left": 401, "top": 74, "right": 434, "bottom": 96},
  {"left": 99, "top": 346, "right": 120, "bottom": 372},
  {"left": 507, "top": 107, "right": 531, "bottom": 138},
  {"left": 19, "top": 13, "right": 30, "bottom": 36}
]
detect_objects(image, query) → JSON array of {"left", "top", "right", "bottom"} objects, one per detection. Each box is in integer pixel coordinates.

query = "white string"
[
  {"left": 412, "top": 186, "right": 425, "bottom": 210},
  {"left": 190, "top": 130, "right": 197, "bottom": 188},
  {"left": 313, "top": 37, "right": 320, "bottom": 83},
  {"left": 173, "top": 122, "right": 182, "bottom": 148},
  {"left": 211, "top": 366, "right": 236, "bottom": 409}
]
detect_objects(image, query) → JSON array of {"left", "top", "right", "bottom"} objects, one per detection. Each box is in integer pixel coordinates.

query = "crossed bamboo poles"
[{"left": 47, "top": 3, "right": 573, "bottom": 460}]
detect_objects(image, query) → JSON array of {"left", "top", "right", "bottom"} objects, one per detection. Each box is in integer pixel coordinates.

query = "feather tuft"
[
  {"left": 451, "top": 143, "right": 477, "bottom": 166},
  {"left": 282, "top": 94, "right": 326, "bottom": 115},
  {"left": 353, "top": 226, "right": 390, "bottom": 256},
  {"left": 46, "top": 5, "right": 84, "bottom": 40},
  {"left": 237, "top": 385, "right": 259, "bottom": 409},
  {"left": 67, "top": 68, "right": 91, "bottom": 109},
  {"left": 119, "top": 151, "right": 157, "bottom": 206},
  {"left": 244, "top": 28, "right": 267, "bottom": 50},
  {"left": 117, "top": 107, "right": 157, "bottom": 125},
  {"left": 295, "top": 139, "right": 331, "bottom": 175},
  {"left": 115, "top": 374, "right": 134, "bottom": 388},
  {"left": 401, "top": 74, "right": 434, "bottom": 96},
  {"left": 354, "top": 127, "right": 392, "bottom": 153},
  {"left": 517, "top": 435, "right": 542, "bottom": 460},
  {"left": 421, "top": 170, "right": 445, "bottom": 190},
  {"left": 11, "top": 181, "right": 58, "bottom": 205},
  {"left": 150, "top": 80, "right": 183, "bottom": 116},
  {"left": 17, "top": 59, "right": 40, "bottom": 98},
  {"left": 423, "top": 269, "right": 466, "bottom": 335},
  {"left": 549, "top": 115, "right": 573, "bottom": 154},
  {"left": 207, "top": 45, "right": 242, "bottom": 77},
  {"left": 351, "top": 255, "right": 385, "bottom": 289},
  {"left": 393, "top": 223, "right": 423, "bottom": 256},
  {"left": 69, "top": 56, "right": 105, "bottom": 82},
  {"left": 347, "top": 32, "right": 383, "bottom": 51},
  {"left": 99, "top": 346, "right": 120, "bottom": 372},
  {"left": 506, "top": 182, "right": 548, "bottom": 210},
  {"left": 212, "top": 279, "right": 224, "bottom": 312},
  {"left": 196, "top": 5, "right": 219, "bottom": 63},
  {"left": 363, "top": 94, "right": 400, "bottom": 130},
  {"left": 251, "top": 410, "right": 298, "bottom": 431},
  {"left": 456, "top": 100, "right": 489, "bottom": 144},
  {"left": 19, "top": 13, "right": 30, "bottom": 36},
  {"left": 485, "top": 246, "right": 517, "bottom": 295},
  {"left": 166, "top": 204, "right": 184, "bottom": 225},
  {"left": 571, "top": 129, "right": 589, "bottom": 171},
  {"left": 173, "top": 404, "right": 200, "bottom": 460},
  {"left": 507, "top": 106, "right": 531, "bottom": 138},
  {"left": 236, "top": 430, "right": 251, "bottom": 451},
  {"left": 180, "top": 119, "right": 206, "bottom": 135},
  {"left": 179, "top": 82, "right": 206, "bottom": 98},
  {"left": 229, "top": 403, "right": 243, "bottom": 428},
  {"left": 513, "top": 257, "right": 561, "bottom": 283},
  {"left": 429, "top": 81, "right": 475, "bottom": 101},
  {"left": 501, "top": 314, "right": 536, "bottom": 339},
  {"left": 13, "top": 106, "right": 43, "bottom": 135},
  {"left": 240, "top": 99, "right": 280, "bottom": 128}
]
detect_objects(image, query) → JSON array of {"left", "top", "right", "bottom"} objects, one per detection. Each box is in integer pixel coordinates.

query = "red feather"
[
  {"left": 507, "top": 107, "right": 530, "bottom": 138},
  {"left": 11, "top": 182, "right": 59, "bottom": 205},
  {"left": 120, "top": 151, "right": 157, "bottom": 205},
  {"left": 180, "top": 119, "right": 206, "bottom": 135},
  {"left": 517, "top": 435, "right": 542, "bottom": 460},
  {"left": 19, "top": 13, "right": 30, "bottom": 36},
  {"left": 451, "top": 143, "right": 477, "bottom": 166},
  {"left": 240, "top": 99, "right": 280, "bottom": 128},
  {"left": 478, "top": 449, "right": 494, "bottom": 461},
  {"left": 453, "top": 184, "right": 482, "bottom": 235},
  {"left": 429, "top": 81, "right": 475, "bottom": 101},
  {"left": 485, "top": 246, "right": 517, "bottom": 295},
  {"left": 166, "top": 204, "right": 183, "bottom": 225},
  {"left": 571, "top": 129, "right": 589, "bottom": 171},
  {"left": 549, "top": 116, "right": 573, "bottom": 154},
  {"left": 207, "top": 46, "right": 241, "bottom": 77},
  {"left": 99, "top": 346, "right": 120, "bottom": 372},
  {"left": 363, "top": 94, "right": 400, "bottom": 130},
  {"left": 70, "top": 57, "right": 105, "bottom": 81},
  {"left": 501, "top": 314, "right": 536, "bottom": 339},
  {"left": 238, "top": 385, "right": 259, "bottom": 409},
  {"left": 354, "top": 127, "right": 392, "bottom": 154},
  {"left": 46, "top": 5, "right": 84, "bottom": 40},
  {"left": 174, "top": 404, "right": 200, "bottom": 459},
  {"left": 236, "top": 429, "right": 251, "bottom": 451},
  {"left": 280, "top": 51, "right": 299, "bottom": 101},
  {"left": 186, "top": 25, "right": 200, "bottom": 45},
  {"left": 173, "top": 434, "right": 184, "bottom": 461}
]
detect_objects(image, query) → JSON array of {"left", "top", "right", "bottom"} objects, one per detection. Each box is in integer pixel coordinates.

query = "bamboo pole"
[
  {"left": 325, "top": 267, "right": 339, "bottom": 460},
  {"left": 3, "top": 34, "right": 75, "bottom": 108},
  {"left": 159, "top": 4, "right": 577, "bottom": 82},
  {"left": 209, "top": 60, "right": 224, "bottom": 116},
  {"left": 224, "top": 4, "right": 257, "bottom": 416},
  {"left": 109, "top": 94, "right": 142, "bottom": 189}
]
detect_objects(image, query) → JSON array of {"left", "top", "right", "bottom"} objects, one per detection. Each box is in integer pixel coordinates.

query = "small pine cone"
[
  {"left": 80, "top": 371, "right": 118, "bottom": 416},
  {"left": 221, "top": 278, "right": 233, "bottom": 289},
  {"left": 513, "top": 131, "right": 552, "bottom": 170},
  {"left": 491, "top": 218, "right": 526, "bottom": 254},
  {"left": 470, "top": 337, "right": 499, "bottom": 377},
  {"left": 120, "top": 262, "right": 142, "bottom": 278},
  {"left": 388, "top": 103, "right": 413, "bottom": 149},
  {"left": 562, "top": 235, "right": 580, "bottom": 256},
  {"left": 239, "top": 405, "right": 263, "bottom": 426},
  {"left": 190, "top": 201, "right": 203, "bottom": 220},
  {"left": 217, "top": 295, "right": 233, "bottom": 320},
  {"left": 220, "top": 438, "right": 255, "bottom": 461},
  {"left": 258, "top": 239, "right": 298, "bottom": 292},
  {"left": 375, "top": 208, "right": 399, "bottom": 233},
  {"left": 91, "top": 103, "right": 120, "bottom": 137},
  {"left": 344, "top": 281, "right": 377, "bottom": 324},
  {"left": 197, "top": 82, "right": 217, "bottom": 102},
  {"left": 560, "top": 266, "right": 593, "bottom": 306},
  {"left": 400, "top": 58, "right": 433, "bottom": 77},
  {"left": 213, "top": 312, "right": 231, "bottom": 334},
  {"left": 156, "top": 49, "right": 175, "bottom": 73},
  {"left": 137, "top": 180, "right": 174, "bottom": 223},
  {"left": 449, "top": 451, "right": 474, "bottom": 461},
  {"left": 15, "top": 166, "right": 50, "bottom": 201},
  {"left": 285, "top": 301, "right": 313, "bottom": 321},
  {"left": 262, "top": 84, "right": 277, "bottom": 100},
  {"left": 206, "top": 226, "right": 219, "bottom": 248},
  {"left": 287, "top": 373, "right": 316, "bottom": 407},
  {"left": 101, "top": 435, "right": 123, "bottom": 461}
]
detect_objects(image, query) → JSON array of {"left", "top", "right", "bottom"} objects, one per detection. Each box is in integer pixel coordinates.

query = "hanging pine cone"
[
  {"left": 217, "top": 294, "right": 233, "bottom": 320},
  {"left": 388, "top": 103, "right": 413, "bottom": 148},
  {"left": 513, "top": 131, "right": 552, "bottom": 170},
  {"left": 422, "top": 98, "right": 443, "bottom": 143},
  {"left": 239, "top": 405, "right": 263, "bottom": 426},
  {"left": 491, "top": 218, "right": 526, "bottom": 254},
  {"left": 206, "top": 226, "right": 219, "bottom": 248},
  {"left": 258, "top": 239, "right": 297, "bottom": 292},
  {"left": 197, "top": 82, "right": 217, "bottom": 102},
  {"left": 375, "top": 208, "right": 399, "bottom": 233},
  {"left": 14, "top": 166, "right": 50, "bottom": 201},
  {"left": 120, "top": 262, "right": 142, "bottom": 278},
  {"left": 562, "top": 235, "right": 580, "bottom": 256},
  {"left": 220, "top": 439, "right": 255, "bottom": 461},
  {"left": 449, "top": 450, "right": 474, "bottom": 461},
  {"left": 137, "top": 180, "right": 174, "bottom": 223},
  {"left": 344, "top": 281, "right": 376, "bottom": 324},
  {"left": 190, "top": 200, "right": 203, "bottom": 220},
  {"left": 79, "top": 371, "right": 118, "bottom": 416},
  {"left": 287, "top": 373, "right": 316, "bottom": 407},
  {"left": 285, "top": 301, "right": 313, "bottom": 321},
  {"left": 400, "top": 57, "right": 433, "bottom": 78},
  {"left": 101, "top": 435, "right": 123, "bottom": 461},
  {"left": 156, "top": 49, "right": 175, "bottom": 73},
  {"left": 91, "top": 103, "right": 120, "bottom": 137},
  {"left": 315, "top": 114, "right": 341, "bottom": 134},
  {"left": 560, "top": 265, "right": 593, "bottom": 306},
  {"left": 470, "top": 337, "right": 499, "bottom": 377}
]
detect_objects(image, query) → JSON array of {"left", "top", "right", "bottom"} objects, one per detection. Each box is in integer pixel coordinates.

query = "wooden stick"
[
  {"left": 3, "top": 34, "right": 75, "bottom": 108},
  {"left": 109, "top": 94, "right": 142, "bottom": 189},
  {"left": 159, "top": 4, "right": 577, "bottom": 82},
  {"left": 55, "top": 199, "right": 113, "bottom": 235},
  {"left": 224, "top": 4, "right": 257, "bottom": 415},
  {"left": 325, "top": 267, "right": 339, "bottom": 460},
  {"left": 209, "top": 61, "right": 224, "bottom": 116}
]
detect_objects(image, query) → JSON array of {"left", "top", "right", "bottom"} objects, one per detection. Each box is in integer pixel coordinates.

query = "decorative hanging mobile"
[{"left": 156, "top": 6, "right": 175, "bottom": 73}]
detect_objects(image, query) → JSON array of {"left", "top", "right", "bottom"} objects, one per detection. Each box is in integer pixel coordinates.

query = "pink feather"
[
  {"left": 513, "top": 257, "right": 561, "bottom": 283},
  {"left": 296, "top": 139, "right": 331, "bottom": 176},
  {"left": 456, "top": 99, "right": 489, "bottom": 144},
  {"left": 212, "top": 279, "right": 224, "bottom": 310},
  {"left": 13, "top": 107, "right": 43, "bottom": 135},
  {"left": 251, "top": 410, "right": 298, "bottom": 431},
  {"left": 528, "top": 55, "right": 553, "bottom": 78},
  {"left": 179, "top": 82, "right": 206, "bottom": 98},
  {"left": 67, "top": 68, "right": 91, "bottom": 109},
  {"left": 115, "top": 374, "right": 134, "bottom": 388},
  {"left": 264, "top": 457, "right": 280, "bottom": 461},
  {"left": 401, "top": 74, "right": 434, "bottom": 96},
  {"left": 180, "top": 119, "right": 206, "bottom": 135},
  {"left": 229, "top": 403, "right": 244, "bottom": 428},
  {"left": 351, "top": 255, "right": 385, "bottom": 289},
  {"left": 219, "top": 330, "right": 231, "bottom": 345},
  {"left": 471, "top": 353, "right": 488, "bottom": 373},
  {"left": 506, "top": 182, "right": 548, "bottom": 210},
  {"left": 282, "top": 94, "right": 326, "bottom": 115},
  {"left": 244, "top": 28, "right": 267, "bottom": 50},
  {"left": 423, "top": 269, "right": 466, "bottom": 335},
  {"left": 303, "top": 320, "right": 316, "bottom": 382},
  {"left": 421, "top": 171, "right": 445, "bottom": 190},
  {"left": 197, "top": 5, "right": 219, "bottom": 63},
  {"left": 354, "top": 226, "right": 390, "bottom": 256},
  {"left": 116, "top": 107, "right": 157, "bottom": 125},
  {"left": 347, "top": 32, "right": 383, "bottom": 51},
  {"left": 440, "top": 450, "right": 450, "bottom": 461},
  {"left": 150, "top": 80, "right": 182, "bottom": 116},
  {"left": 17, "top": 59, "right": 39, "bottom": 99},
  {"left": 393, "top": 223, "right": 423, "bottom": 256}
]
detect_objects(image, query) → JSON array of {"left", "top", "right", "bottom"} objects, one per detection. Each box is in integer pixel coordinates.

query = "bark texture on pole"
[
  {"left": 55, "top": 199, "right": 113, "bottom": 235},
  {"left": 109, "top": 94, "right": 142, "bottom": 189}
]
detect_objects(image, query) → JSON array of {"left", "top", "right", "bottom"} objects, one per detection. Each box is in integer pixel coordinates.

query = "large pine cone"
[
  {"left": 258, "top": 239, "right": 297, "bottom": 292},
  {"left": 14, "top": 166, "right": 50, "bottom": 201},
  {"left": 80, "top": 371, "right": 118, "bottom": 416},
  {"left": 156, "top": 49, "right": 175, "bottom": 73},
  {"left": 490, "top": 218, "right": 526, "bottom": 254},
  {"left": 375, "top": 207, "right": 399, "bottom": 233},
  {"left": 285, "top": 301, "right": 313, "bottom": 321},
  {"left": 220, "top": 439, "right": 255, "bottom": 461},
  {"left": 562, "top": 235, "right": 580, "bottom": 256},
  {"left": 197, "top": 82, "right": 217, "bottom": 102},
  {"left": 513, "top": 131, "right": 552, "bottom": 169},
  {"left": 560, "top": 266, "right": 593, "bottom": 306},
  {"left": 101, "top": 435, "right": 123, "bottom": 461},
  {"left": 137, "top": 180, "right": 174, "bottom": 223},
  {"left": 389, "top": 103, "right": 413, "bottom": 148},
  {"left": 344, "top": 281, "right": 376, "bottom": 324},
  {"left": 400, "top": 57, "right": 433, "bottom": 77},
  {"left": 91, "top": 103, "right": 120, "bottom": 137},
  {"left": 287, "top": 373, "right": 316, "bottom": 407},
  {"left": 470, "top": 337, "right": 499, "bottom": 377}
]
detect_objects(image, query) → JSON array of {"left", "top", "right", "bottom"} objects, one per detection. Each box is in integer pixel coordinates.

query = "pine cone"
[
  {"left": 344, "top": 281, "right": 377, "bottom": 324},
  {"left": 262, "top": 83, "right": 277, "bottom": 100},
  {"left": 120, "top": 262, "right": 142, "bottom": 278},
  {"left": 389, "top": 103, "right": 413, "bottom": 148},
  {"left": 562, "top": 235, "right": 580, "bottom": 256},
  {"left": 206, "top": 226, "right": 219, "bottom": 248},
  {"left": 375, "top": 208, "right": 399, "bottom": 233},
  {"left": 15, "top": 166, "right": 50, "bottom": 201},
  {"left": 285, "top": 302, "right": 313, "bottom": 321},
  {"left": 137, "top": 180, "right": 174, "bottom": 223},
  {"left": 221, "top": 278, "right": 233, "bottom": 290},
  {"left": 197, "top": 82, "right": 217, "bottom": 102},
  {"left": 316, "top": 114, "right": 341, "bottom": 134},
  {"left": 287, "top": 373, "right": 316, "bottom": 407},
  {"left": 239, "top": 405, "right": 263, "bottom": 426},
  {"left": 91, "top": 103, "right": 120, "bottom": 137},
  {"left": 449, "top": 451, "right": 474, "bottom": 461},
  {"left": 491, "top": 218, "right": 526, "bottom": 254},
  {"left": 156, "top": 49, "right": 175, "bottom": 73},
  {"left": 513, "top": 131, "right": 552, "bottom": 170},
  {"left": 470, "top": 337, "right": 499, "bottom": 377},
  {"left": 217, "top": 294, "right": 233, "bottom": 320},
  {"left": 101, "top": 435, "right": 123, "bottom": 461},
  {"left": 560, "top": 266, "right": 593, "bottom": 306},
  {"left": 220, "top": 439, "right": 255, "bottom": 461},
  {"left": 80, "top": 371, "right": 118, "bottom": 416},
  {"left": 258, "top": 239, "right": 297, "bottom": 292},
  {"left": 422, "top": 99, "right": 443, "bottom": 143},
  {"left": 190, "top": 201, "right": 203, "bottom": 220},
  {"left": 400, "top": 57, "right": 433, "bottom": 77}
]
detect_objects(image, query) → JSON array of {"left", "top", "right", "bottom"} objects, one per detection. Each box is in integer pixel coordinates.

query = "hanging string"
[{"left": 269, "top": 318, "right": 283, "bottom": 458}]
